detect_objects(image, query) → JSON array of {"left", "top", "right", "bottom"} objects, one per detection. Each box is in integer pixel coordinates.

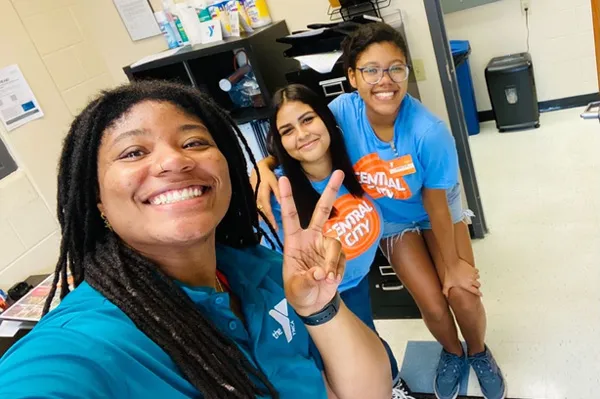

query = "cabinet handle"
[
  {"left": 380, "top": 282, "right": 404, "bottom": 291},
  {"left": 378, "top": 265, "right": 396, "bottom": 276}
]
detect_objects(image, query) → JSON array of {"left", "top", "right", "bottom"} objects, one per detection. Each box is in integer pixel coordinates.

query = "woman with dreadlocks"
[{"left": 0, "top": 81, "right": 391, "bottom": 399}]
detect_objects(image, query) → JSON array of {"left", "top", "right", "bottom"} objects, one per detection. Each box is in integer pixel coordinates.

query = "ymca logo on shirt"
[
  {"left": 323, "top": 194, "right": 381, "bottom": 260},
  {"left": 269, "top": 298, "right": 296, "bottom": 343},
  {"left": 354, "top": 153, "right": 416, "bottom": 200}
]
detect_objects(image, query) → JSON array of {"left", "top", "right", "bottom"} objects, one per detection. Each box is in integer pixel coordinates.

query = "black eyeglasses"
[{"left": 356, "top": 64, "right": 411, "bottom": 85}]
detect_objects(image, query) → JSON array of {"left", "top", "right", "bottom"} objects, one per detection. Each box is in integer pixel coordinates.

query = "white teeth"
[
  {"left": 149, "top": 186, "right": 205, "bottom": 205},
  {"left": 374, "top": 92, "right": 394, "bottom": 100}
]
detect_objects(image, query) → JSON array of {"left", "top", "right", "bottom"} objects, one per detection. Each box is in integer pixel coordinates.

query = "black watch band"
[{"left": 298, "top": 292, "right": 341, "bottom": 326}]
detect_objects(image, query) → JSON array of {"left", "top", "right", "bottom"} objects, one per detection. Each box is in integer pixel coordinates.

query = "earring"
[{"left": 100, "top": 212, "right": 113, "bottom": 231}]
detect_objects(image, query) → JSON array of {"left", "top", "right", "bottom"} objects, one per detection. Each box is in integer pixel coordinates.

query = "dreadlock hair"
[{"left": 43, "top": 80, "right": 279, "bottom": 399}]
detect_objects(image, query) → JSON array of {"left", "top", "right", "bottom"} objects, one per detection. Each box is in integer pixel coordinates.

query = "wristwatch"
[{"left": 298, "top": 292, "right": 341, "bottom": 326}]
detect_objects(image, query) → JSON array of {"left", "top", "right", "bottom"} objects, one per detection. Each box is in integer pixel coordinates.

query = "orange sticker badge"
[
  {"left": 389, "top": 155, "right": 416, "bottom": 176},
  {"left": 323, "top": 194, "right": 381, "bottom": 260},
  {"left": 354, "top": 153, "right": 413, "bottom": 200}
]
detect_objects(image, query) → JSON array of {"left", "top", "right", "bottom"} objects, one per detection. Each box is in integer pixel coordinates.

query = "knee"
[
  {"left": 420, "top": 301, "right": 451, "bottom": 324},
  {"left": 448, "top": 287, "right": 482, "bottom": 314}
]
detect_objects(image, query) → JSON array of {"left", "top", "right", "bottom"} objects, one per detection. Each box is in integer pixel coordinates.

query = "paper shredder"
[{"left": 485, "top": 52, "right": 539, "bottom": 132}]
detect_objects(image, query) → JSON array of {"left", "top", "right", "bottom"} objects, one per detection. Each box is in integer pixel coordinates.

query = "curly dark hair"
[
  {"left": 342, "top": 22, "right": 409, "bottom": 72},
  {"left": 43, "top": 80, "right": 279, "bottom": 398}
]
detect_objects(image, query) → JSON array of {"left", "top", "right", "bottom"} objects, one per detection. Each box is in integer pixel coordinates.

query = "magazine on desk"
[{"left": 0, "top": 274, "right": 73, "bottom": 323}]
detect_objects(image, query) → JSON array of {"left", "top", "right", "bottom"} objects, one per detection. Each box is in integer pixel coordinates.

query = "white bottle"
[
  {"left": 242, "top": 0, "right": 271, "bottom": 29},
  {"left": 163, "top": 0, "right": 190, "bottom": 44}
]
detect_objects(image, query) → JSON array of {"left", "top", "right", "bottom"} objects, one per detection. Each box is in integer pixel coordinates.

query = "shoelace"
[
  {"left": 392, "top": 385, "right": 416, "bottom": 399},
  {"left": 438, "top": 352, "right": 464, "bottom": 382},
  {"left": 471, "top": 356, "right": 498, "bottom": 383}
]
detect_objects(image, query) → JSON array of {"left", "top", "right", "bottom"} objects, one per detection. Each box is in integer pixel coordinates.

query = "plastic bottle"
[
  {"left": 155, "top": 11, "right": 181, "bottom": 48},
  {"left": 163, "top": 0, "right": 190, "bottom": 44},
  {"left": 176, "top": 2, "right": 205, "bottom": 44},
  {"left": 241, "top": 0, "right": 271, "bottom": 29},
  {"left": 226, "top": 1, "right": 241, "bottom": 37},
  {"left": 208, "top": 1, "right": 232, "bottom": 38}
]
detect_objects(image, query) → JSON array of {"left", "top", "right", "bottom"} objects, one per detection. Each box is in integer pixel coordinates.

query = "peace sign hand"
[{"left": 279, "top": 170, "right": 346, "bottom": 317}]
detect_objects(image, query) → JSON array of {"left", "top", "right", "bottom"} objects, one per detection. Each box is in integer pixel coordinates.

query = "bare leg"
[
  {"left": 382, "top": 232, "right": 463, "bottom": 356},
  {"left": 423, "top": 222, "right": 486, "bottom": 356}
]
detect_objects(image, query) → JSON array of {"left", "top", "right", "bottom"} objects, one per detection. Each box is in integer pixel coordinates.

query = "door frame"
[
  {"left": 592, "top": 0, "right": 600, "bottom": 88},
  {"left": 423, "top": 0, "right": 488, "bottom": 239}
]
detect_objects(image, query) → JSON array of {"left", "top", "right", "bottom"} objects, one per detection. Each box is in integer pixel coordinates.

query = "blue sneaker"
[
  {"left": 469, "top": 346, "right": 506, "bottom": 399},
  {"left": 434, "top": 349, "right": 467, "bottom": 399}
]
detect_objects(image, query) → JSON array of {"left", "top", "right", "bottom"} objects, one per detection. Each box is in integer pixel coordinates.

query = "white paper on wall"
[
  {"left": 0, "top": 65, "right": 44, "bottom": 132},
  {"left": 113, "top": 0, "right": 161, "bottom": 41}
]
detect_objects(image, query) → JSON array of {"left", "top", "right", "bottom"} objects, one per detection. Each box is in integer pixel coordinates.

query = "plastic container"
[
  {"left": 208, "top": 1, "right": 232, "bottom": 38},
  {"left": 163, "top": 0, "right": 190, "bottom": 44},
  {"left": 450, "top": 40, "right": 480, "bottom": 136},
  {"left": 226, "top": 1, "right": 241, "bottom": 37},
  {"left": 155, "top": 10, "right": 181, "bottom": 48},
  {"left": 190, "top": 0, "right": 213, "bottom": 21},
  {"left": 176, "top": 3, "right": 204, "bottom": 44},
  {"left": 242, "top": 0, "right": 272, "bottom": 28}
]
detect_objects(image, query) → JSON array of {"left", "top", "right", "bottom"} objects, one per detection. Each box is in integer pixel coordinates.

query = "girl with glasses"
[{"left": 253, "top": 22, "right": 505, "bottom": 399}]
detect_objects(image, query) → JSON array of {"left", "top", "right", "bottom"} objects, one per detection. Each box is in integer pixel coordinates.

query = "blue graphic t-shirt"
[
  {"left": 262, "top": 171, "right": 383, "bottom": 292},
  {"left": 328, "top": 92, "right": 459, "bottom": 224},
  {"left": 0, "top": 245, "right": 327, "bottom": 399}
]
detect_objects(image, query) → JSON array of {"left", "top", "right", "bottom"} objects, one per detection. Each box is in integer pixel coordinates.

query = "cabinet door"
[{"left": 441, "top": 0, "right": 501, "bottom": 14}]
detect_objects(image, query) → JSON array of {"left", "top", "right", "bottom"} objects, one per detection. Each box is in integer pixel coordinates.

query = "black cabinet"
[
  {"left": 369, "top": 250, "right": 421, "bottom": 320},
  {"left": 123, "top": 21, "right": 300, "bottom": 125}
]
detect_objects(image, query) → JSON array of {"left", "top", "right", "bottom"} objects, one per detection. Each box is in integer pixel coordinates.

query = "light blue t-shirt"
[
  {"left": 328, "top": 92, "right": 459, "bottom": 224},
  {"left": 0, "top": 245, "right": 327, "bottom": 399},
  {"left": 262, "top": 172, "right": 383, "bottom": 292}
]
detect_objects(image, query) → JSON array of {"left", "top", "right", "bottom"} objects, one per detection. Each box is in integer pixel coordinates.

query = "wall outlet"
[
  {"left": 521, "top": 0, "right": 531, "bottom": 14},
  {"left": 412, "top": 59, "right": 426, "bottom": 81}
]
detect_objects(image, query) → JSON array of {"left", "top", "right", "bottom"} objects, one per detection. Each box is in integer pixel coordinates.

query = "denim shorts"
[{"left": 382, "top": 184, "right": 474, "bottom": 239}]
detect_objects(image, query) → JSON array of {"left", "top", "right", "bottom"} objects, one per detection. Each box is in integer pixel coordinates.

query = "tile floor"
[{"left": 375, "top": 106, "right": 600, "bottom": 399}]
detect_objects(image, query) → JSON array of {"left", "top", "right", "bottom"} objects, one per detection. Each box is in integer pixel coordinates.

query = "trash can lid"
[
  {"left": 486, "top": 52, "right": 532, "bottom": 73},
  {"left": 450, "top": 40, "right": 471, "bottom": 67},
  {"left": 450, "top": 40, "right": 470, "bottom": 56}
]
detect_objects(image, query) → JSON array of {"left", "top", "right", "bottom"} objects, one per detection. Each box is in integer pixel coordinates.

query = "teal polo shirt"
[{"left": 0, "top": 245, "right": 327, "bottom": 398}]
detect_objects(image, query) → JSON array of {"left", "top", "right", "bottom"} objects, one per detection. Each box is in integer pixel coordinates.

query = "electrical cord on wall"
[{"left": 525, "top": 7, "right": 531, "bottom": 53}]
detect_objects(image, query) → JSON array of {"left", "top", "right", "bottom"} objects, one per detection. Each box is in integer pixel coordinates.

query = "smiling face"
[
  {"left": 96, "top": 100, "right": 231, "bottom": 250},
  {"left": 348, "top": 41, "right": 408, "bottom": 121},
  {"left": 276, "top": 100, "right": 331, "bottom": 165}
]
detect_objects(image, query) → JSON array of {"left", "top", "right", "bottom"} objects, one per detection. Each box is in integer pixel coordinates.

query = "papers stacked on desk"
[{"left": 0, "top": 274, "right": 71, "bottom": 324}]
